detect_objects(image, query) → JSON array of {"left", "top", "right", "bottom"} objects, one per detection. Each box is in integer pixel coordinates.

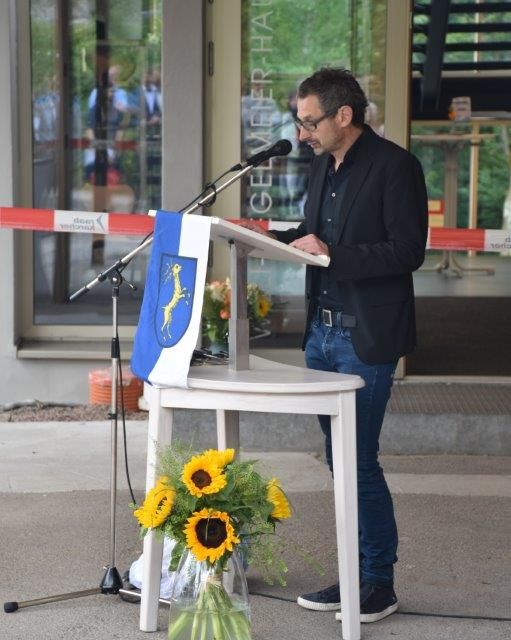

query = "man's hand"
[
  {"left": 237, "top": 220, "right": 276, "bottom": 239},
  {"left": 290, "top": 234, "right": 329, "bottom": 257}
]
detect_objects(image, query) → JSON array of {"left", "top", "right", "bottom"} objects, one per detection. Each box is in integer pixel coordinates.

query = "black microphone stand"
[
  {"left": 3, "top": 267, "right": 142, "bottom": 612},
  {"left": 3, "top": 160, "right": 263, "bottom": 614},
  {"left": 100, "top": 269, "right": 127, "bottom": 596},
  {"left": 67, "top": 163, "right": 254, "bottom": 303}
]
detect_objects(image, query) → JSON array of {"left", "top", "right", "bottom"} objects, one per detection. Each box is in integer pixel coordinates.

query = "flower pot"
[
  {"left": 168, "top": 548, "right": 251, "bottom": 640},
  {"left": 88, "top": 367, "right": 143, "bottom": 412}
]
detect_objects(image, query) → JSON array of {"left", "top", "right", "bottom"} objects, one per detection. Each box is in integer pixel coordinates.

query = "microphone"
[{"left": 231, "top": 139, "right": 292, "bottom": 170}]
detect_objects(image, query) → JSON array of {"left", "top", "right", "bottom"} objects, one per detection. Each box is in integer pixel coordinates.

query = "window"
[
  {"left": 29, "top": 0, "right": 162, "bottom": 331},
  {"left": 239, "top": 0, "right": 387, "bottom": 348}
]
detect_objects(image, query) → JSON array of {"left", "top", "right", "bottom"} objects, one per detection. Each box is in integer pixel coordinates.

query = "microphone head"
[
  {"left": 237, "top": 138, "right": 294, "bottom": 170},
  {"left": 274, "top": 139, "right": 292, "bottom": 157}
]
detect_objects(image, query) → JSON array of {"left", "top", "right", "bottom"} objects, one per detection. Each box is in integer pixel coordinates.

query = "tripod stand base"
[
  {"left": 100, "top": 566, "right": 123, "bottom": 594},
  {"left": 4, "top": 588, "right": 102, "bottom": 613},
  {"left": 3, "top": 567, "right": 124, "bottom": 613},
  {"left": 422, "top": 250, "right": 495, "bottom": 278}
]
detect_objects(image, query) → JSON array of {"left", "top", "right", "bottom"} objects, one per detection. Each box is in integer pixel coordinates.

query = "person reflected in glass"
[
  {"left": 281, "top": 88, "right": 311, "bottom": 218},
  {"left": 129, "top": 68, "right": 162, "bottom": 209},
  {"left": 84, "top": 64, "right": 130, "bottom": 186},
  {"left": 130, "top": 68, "right": 162, "bottom": 131},
  {"left": 240, "top": 67, "right": 428, "bottom": 624},
  {"left": 33, "top": 73, "right": 60, "bottom": 208},
  {"left": 365, "top": 100, "right": 385, "bottom": 137},
  {"left": 241, "top": 80, "right": 282, "bottom": 155},
  {"left": 84, "top": 64, "right": 132, "bottom": 265}
]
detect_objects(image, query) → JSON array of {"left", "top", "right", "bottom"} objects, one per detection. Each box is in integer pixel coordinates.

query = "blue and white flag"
[{"left": 131, "top": 211, "right": 212, "bottom": 388}]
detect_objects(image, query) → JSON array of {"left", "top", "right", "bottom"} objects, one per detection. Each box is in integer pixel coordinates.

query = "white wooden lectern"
[{"left": 139, "top": 217, "right": 364, "bottom": 640}]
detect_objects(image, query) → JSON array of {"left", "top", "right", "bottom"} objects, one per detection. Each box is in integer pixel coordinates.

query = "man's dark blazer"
[{"left": 274, "top": 125, "right": 428, "bottom": 365}]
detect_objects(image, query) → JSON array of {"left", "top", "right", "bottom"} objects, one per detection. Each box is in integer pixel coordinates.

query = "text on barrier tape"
[{"left": 0, "top": 207, "right": 154, "bottom": 236}]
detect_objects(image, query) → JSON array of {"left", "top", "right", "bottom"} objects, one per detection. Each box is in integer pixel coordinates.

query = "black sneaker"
[
  {"left": 335, "top": 582, "right": 398, "bottom": 623},
  {"left": 297, "top": 583, "right": 341, "bottom": 611},
  {"left": 119, "top": 569, "right": 141, "bottom": 604}
]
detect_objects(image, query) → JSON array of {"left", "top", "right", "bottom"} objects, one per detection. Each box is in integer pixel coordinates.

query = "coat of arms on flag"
[
  {"left": 131, "top": 211, "right": 212, "bottom": 388},
  {"left": 156, "top": 255, "right": 196, "bottom": 348}
]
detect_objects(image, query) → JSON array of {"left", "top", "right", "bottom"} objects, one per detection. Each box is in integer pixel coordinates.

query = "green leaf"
[{"left": 169, "top": 540, "right": 186, "bottom": 572}]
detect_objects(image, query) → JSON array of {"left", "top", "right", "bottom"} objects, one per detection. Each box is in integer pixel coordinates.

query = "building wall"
[{"left": 0, "top": 1, "right": 20, "bottom": 406}]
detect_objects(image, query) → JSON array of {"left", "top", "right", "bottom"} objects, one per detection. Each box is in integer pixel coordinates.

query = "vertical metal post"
[
  {"left": 52, "top": 0, "right": 70, "bottom": 302},
  {"left": 228, "top": 240, "right": 250, "bottom": 371},
  {"left": 109, "top": 284, "right": 119, "bottom": 568},
  {"left": 468, "top": 122, "right": 481, "bottom": 257},
  {"left": 443, "top": 143, "right": 459, "bottom": 229},
  {"left": 99, "top": 272, "right": 123, "bottom": 593}
]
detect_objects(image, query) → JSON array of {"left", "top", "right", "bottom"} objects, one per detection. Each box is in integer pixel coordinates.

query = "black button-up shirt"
[{"left": 315, "top": 132, "right": 363, "bottom": 310}]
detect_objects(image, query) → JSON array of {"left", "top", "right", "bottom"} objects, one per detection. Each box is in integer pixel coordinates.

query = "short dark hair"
[{"left": 297, "top": 68, "right": 369, "bottom": 127}]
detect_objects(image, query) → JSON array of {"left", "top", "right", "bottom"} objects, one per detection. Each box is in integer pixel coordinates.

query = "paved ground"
[{"left": 0, "top": 421, "right": 510, "bottom": 640}]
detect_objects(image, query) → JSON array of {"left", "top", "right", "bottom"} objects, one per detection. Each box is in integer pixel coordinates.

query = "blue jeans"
[{"left": 305, "top": 318, "right": 398, "bottom": 585}]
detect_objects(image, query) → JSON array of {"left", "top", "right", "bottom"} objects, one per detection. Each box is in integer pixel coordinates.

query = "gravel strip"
[{"left": 0, "top": 402, "right": 147, "bottom": 422}]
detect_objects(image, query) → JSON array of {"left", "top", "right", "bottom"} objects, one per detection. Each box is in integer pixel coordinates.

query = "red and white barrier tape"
[
  {"left": 1, "top": 207, "right": 510, "bottom": 252},
  {"left": 0, "top": 207, "right": 154, "bottom": 236},
  {"left": 426, "top": 227, "right": 511, "bottom": 252}
]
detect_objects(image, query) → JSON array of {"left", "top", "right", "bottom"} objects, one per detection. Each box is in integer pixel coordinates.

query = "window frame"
[{"left": 17, "top": 0, "right": 205, "bottom": 347}]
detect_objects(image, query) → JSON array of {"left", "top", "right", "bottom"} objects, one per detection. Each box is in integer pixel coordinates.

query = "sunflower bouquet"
[
  {"left": 202, "top": 278, "right": 271, "bottom": 347},
  {"left": 133, "top": 444, "right": 291, "bottom": 640}
]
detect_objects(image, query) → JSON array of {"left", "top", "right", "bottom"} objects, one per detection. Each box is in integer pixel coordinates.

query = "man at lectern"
[{"left": 243, "top": 67, "right": 428, "bottom": 623}]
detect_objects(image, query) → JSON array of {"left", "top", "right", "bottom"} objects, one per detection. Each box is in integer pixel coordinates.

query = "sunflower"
[
  {"left": 258, "top": 295, "right": 271, "bottom": 317},
  {"left": 182, "top": 452, "right": 227, "bottom": 497},
  {"left": 201, "top": 448, "right": 235, "bottom": 468},
  {"left": 154, "top": 476, "right": 172, "bottom": 491},
  {"left": 134, "top": 478, "right": 175, "bottom": 529},
  {"left": 184, "top": 508, "right": 240, "bottom": 563},
  {"left": 266, "top": 478, "right": 291, "bottom": 520}
]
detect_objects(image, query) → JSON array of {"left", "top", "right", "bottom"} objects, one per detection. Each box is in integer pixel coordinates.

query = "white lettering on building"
[{"left": 246, "top": 0, "right": 275, "bottom": 218}]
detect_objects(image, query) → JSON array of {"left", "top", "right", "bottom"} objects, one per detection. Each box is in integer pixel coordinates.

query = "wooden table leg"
[
  {"left": 140, "top": 388, "right": 174, "bottom": 632},
  {"left": 331, "top": 391, "right": 360, "bottom": 640},
  {"left": 216, "top": 409, "right": 240, "bottom": 453}
]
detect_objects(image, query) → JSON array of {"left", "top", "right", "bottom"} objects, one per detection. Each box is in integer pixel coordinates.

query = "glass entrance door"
[
  {"left": 207, "top": 0, "right": 389, "bottom": 351},
  {"left": 409, "top": 3, "right": 511, "bottom": 376},
  {"left": 28, "top": 0, "right": 162, "bottom": 332}
]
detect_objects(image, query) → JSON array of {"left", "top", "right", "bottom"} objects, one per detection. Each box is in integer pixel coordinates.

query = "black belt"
[{"left": 317, "top": 307, "right": 357, "bottom": 328}]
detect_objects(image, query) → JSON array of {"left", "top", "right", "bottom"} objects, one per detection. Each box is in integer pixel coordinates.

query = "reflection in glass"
[{"left": 30, "top": 0, "right": 162, "bottom": 325}]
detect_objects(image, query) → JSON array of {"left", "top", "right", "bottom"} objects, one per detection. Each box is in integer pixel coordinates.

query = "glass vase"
[
  {"left": 167, "top": 548, "right": 251, "bottom": 640},
  {"left": 209, "top": 340, "right": 228, "bottom": 355}
]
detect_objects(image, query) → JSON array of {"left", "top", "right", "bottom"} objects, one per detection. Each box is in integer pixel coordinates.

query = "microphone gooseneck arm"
[
  {"left": 69, "top": 164, "right": 253, "bottom": 301},
  {"left": 69, "top": 139, "right": 292, "bottom": 301}
]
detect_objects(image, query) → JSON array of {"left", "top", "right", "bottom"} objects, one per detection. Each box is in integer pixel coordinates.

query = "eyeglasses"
[{"left": 293, "top": 108, "right": 339, "bottom": 132}]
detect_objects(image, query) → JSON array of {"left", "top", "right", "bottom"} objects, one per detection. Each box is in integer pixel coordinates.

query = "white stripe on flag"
[{"left": 148, "top": 214, "right": 211, "bottom": 388}]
